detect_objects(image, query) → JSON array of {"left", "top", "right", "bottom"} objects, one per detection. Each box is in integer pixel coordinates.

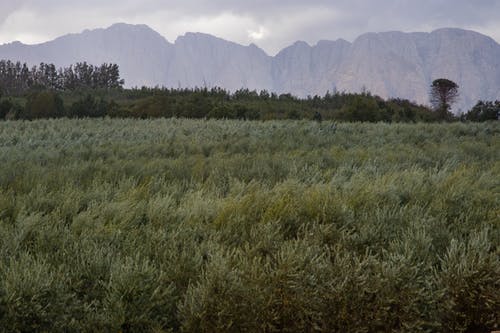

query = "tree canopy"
[
  {"left": 0, "top": 60, "right": 124, "bottom": 95},
  {"left": 463, "top": 100, "right": 500, "bottom": 121},
  {"left": 430, "top": 78, "right": 459, "bottom": 121}
]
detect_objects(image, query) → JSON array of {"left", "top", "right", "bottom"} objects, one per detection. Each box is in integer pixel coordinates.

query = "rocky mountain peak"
[{"left": 1, "top": 25, "right": 498, "bottom": 112}]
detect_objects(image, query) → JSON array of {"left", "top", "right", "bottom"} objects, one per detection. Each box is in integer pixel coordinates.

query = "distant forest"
[
  {"left": 0, "top": 60, "right": 124, "bottom": 93},
  {"left": 0, "top": 60, "right": 498, "bottom": 122}
]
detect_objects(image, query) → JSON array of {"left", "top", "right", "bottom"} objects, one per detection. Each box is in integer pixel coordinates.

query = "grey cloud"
[
  {"left": 0, "top": 1, "right": 22, "bottom": 22},
  {"left": 0, "top": 0, "right": 498, "bottom": 53}
]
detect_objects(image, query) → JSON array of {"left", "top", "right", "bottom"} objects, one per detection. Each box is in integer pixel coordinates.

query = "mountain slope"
[
  {"left": 271, "top": 39, "right": 351, "bottom": 96},
  {"left": 331, "top": 28, "right": 500, "bottom": 111},
  {"left": 0, "top": 23, "right": 174, "bottom": 87},
  {"left": 1, "top": 24, "right": 499, "bottom": 111},
  {"left": 166, "top": 32, "right": 273, "bottom": 91}
]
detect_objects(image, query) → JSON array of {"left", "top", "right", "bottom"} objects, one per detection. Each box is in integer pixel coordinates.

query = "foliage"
[
  {"left": 0, "top": 60, "right": 124, "bottom": 95},
  {"left": 1, "top": 84, "right": 442, "bottom": 122},
  {"left": 463, "top": 100, "right": 500, "bottom": 122},
  {"left": 430, "top": 78, "right": 459, "bottom": 121},
  {"left": 0, "top": 119, "right": 498, "bottom": 332},
  {"left": 0, "top": 94, "right": 23, "bottom": 120},
  {"left": 70, "top": 94, "right": 113, "bottom": 118},
  {"left": 0, "top": 99, "right": 13, "bottom": 119},
  {"left": 23, "top": 91, "right": 65, "bottom": 119}
]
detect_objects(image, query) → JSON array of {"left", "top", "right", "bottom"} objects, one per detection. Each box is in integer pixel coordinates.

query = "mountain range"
[{"left": 1, "top": 23, "right": 499, "bottom": 112}]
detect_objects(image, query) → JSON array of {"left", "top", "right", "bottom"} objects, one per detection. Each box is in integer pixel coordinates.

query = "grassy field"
[{"left": 0, "top": 118, "right": 498, "bottom": 332}]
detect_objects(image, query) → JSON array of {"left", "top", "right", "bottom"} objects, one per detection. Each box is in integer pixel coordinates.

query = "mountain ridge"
[{"left": 1, "top": 23, "right": 499, "bottom": 112}]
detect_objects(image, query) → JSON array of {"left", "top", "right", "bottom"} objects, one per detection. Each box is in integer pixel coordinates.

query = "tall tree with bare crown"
[{"left": 430, "top": 78, "right": 459, "bottom": 121}]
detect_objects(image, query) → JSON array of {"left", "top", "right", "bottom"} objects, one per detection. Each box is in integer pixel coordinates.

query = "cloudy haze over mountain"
[
  {"left": 1, "top": 23, "right": 499, "bottom": 112},
  {"left": 0, "top": 0, "right": 499, "bottom": 54},
  {"left": 1, "top": 1, "right": 499, "bottom": 112}
]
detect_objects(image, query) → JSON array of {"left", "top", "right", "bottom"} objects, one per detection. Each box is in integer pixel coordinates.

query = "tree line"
[
  {"left": 0, "top": 60, "right": 124, "bottom": 95},
  {"left": 0, "top": 61, "right": 498, "bottom": 122},
  {"left": 0, "top": 86, "right": 497, "bottom": 122},
  {"left": 0, "top": 87, "right": 441, "bottom": 122}
]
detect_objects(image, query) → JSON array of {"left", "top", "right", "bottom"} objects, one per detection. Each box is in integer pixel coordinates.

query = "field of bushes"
[{"left": 0, "top": 118, "right": 498, "bottom": 332}]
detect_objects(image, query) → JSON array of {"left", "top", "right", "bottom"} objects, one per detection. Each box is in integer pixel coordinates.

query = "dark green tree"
[
  {"left": 24, "top": 91, "right": 65, "bottom": 119},
  {"left": 0, "top": 60, "right": 125, "bottom": 93},
  {"left": 430, "top": 79, "right": 459, "bottom": 121},
  {"left": 207, "top": 104, "right": 236, "bottom": 119},
  {"left": 464, "top": 101, "right": 500, "bottom": 121},
  {"left": 70, "top": 94, "right": 109, "bottom": 118},
  {"left": 0, "top": 99, "right": 12, "bottom": 119}
]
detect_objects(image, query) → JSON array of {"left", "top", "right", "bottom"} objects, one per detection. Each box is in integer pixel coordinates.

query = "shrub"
[
  {"left": 23, "top": 91, "right": 64, "bottom": 119},
  {"left": 436, "top": 231, "right": 499, "bottom": 332},
  {"left": 0, "top": 119, "right": 498, "bottom": 331},
  {"left": 70, "top": 94, "right": 109, "bottom": 118}
]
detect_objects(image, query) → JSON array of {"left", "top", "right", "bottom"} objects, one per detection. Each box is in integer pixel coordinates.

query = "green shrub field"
[{"left": 0, "top": 118, "right": 498, "bottom": 332}]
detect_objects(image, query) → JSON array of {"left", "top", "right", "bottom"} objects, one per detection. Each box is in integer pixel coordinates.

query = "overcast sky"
[{"left": 0, "top": 0, "right": 499, "bottom": 54}]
